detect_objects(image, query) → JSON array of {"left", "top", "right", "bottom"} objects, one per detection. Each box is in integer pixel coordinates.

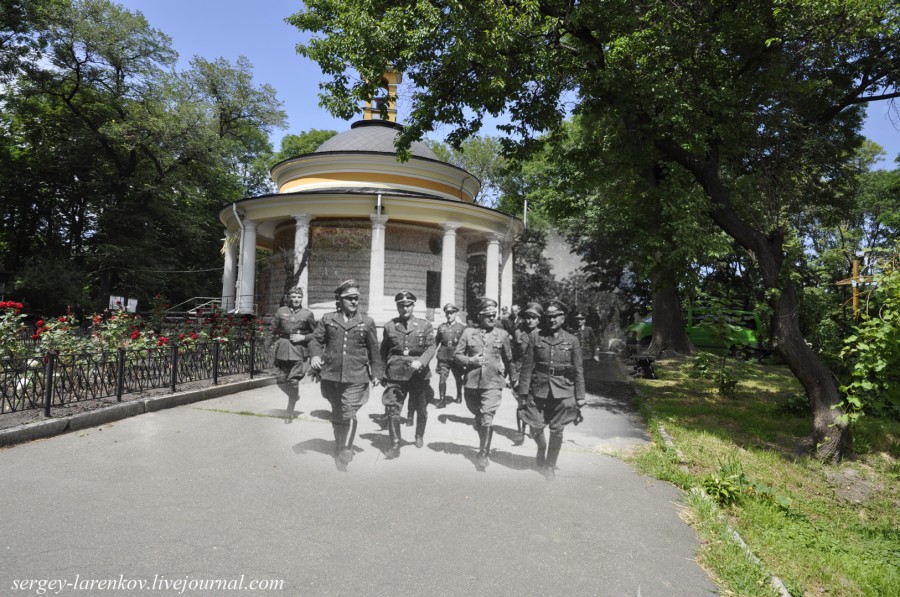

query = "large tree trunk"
[
  {"left": 648, "top": 277, "right": 693, "bottom": 355},
  {"left": 770, "top": 277, "right": 848, "bottom": 461},
  {"left": 697, "top": 163, "right": 849, "bottom": 461}
]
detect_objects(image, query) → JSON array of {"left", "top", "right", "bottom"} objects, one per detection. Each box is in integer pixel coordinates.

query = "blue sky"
[{"left": 117, "top": 0, "right": 899, "bottom": 170}]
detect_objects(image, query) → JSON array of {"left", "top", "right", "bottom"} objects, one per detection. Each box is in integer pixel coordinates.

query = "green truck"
[{"left": 625, "top": 308, "right": 770, "bottom": 358}]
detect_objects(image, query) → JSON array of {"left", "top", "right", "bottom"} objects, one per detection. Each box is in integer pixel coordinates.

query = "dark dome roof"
[{"left": 315, "top": 120, "right": 437, "bottom": 160}]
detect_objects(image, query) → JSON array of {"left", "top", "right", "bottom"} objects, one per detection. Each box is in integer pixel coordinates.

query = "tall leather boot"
[
  {"left": 533, "top": 427, "right": 547, "bottom": 469},
  {"left": 338, "top": 419, "right": 357, "bottom": 466},
  {"left": 438, "top": 379, "right": 447, "bottom": 408},
  {"left": 545, "top": 431, "right": 563, "bottom": 480},
  {"left": 386, "top": 417, "right": 402, "bottom": 459},
  {"left": 513, "top": 412, "right": 526, "bottom": 446},
  {"left": 475, "top": 426, "right": 493, "bottom": 471},
  {"left": 405, "top": 406, "right": 415, "bottom": 426},
  {"left": 332, "top": 423, "right": 346, "bottom": 458},
  {"left": 415, "top": 412, "right": 427, "bottom": 448}
]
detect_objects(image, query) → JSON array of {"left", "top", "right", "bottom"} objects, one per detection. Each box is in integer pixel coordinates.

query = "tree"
[
  {"left": 273, "top": 129, "right": 338, "bottom": 163},
  {"left": 289, "top": 0, "right": 900, "bottom": 461},
  {"left": 0, "top": 0, "right": 286, "bottom": 313},
  {"left": 426, "top": 135, "right": 508, "bottom": 206}
]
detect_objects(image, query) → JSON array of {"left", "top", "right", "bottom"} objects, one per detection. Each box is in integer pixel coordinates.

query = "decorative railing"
[{"left": 0, "top": 338, "right": 274, "bottom": 416}]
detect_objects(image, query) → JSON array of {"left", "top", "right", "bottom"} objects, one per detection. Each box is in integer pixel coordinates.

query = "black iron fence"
[{"left": 0, "top": 338, "right": 274, "bottom": 416}]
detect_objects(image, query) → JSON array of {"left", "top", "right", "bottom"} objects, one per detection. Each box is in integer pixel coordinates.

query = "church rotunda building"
[{"left": 218, "top": 83, "right": 523, "bottom": 325}]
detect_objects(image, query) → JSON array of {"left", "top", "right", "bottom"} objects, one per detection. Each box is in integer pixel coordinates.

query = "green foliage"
[
  {"left": 0, "top": 0, "right": 287, "bottom": 312},
  {"left": 634, "top": 357, "right": 899, "bottom": 594},
  {"left": 0, "top": 301, "right": 28, "bottom": 360},
  {"left": 271, "top": 129, "right": 338, "bottom": 164},
  {"left": 840, "top": 249, "right": 900, "bottom": 421},
  {"left": 690, "top": 351, "right": 715, "bottom": 379},
  {"left": 425, "top": 136, "right": 510, "bottom": 207}
]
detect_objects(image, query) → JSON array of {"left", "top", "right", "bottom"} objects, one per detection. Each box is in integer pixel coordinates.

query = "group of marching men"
[{"left": 270, "top": 279, "right": 587, "bottom": 479}]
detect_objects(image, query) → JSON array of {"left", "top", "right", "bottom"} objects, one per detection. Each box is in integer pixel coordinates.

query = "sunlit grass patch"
[{"left": 628, "top": 357, "right": 900, "bottom": 596}]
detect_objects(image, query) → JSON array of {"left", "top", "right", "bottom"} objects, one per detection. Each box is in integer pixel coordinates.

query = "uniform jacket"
[
  {"left": 453, "top": 326, "right": 514, "bottom": 390},
  {"left": 381, "top": 316, "right": 436, "bottom": 381},
  {"left": 518, "top": 328, "right": 585, "bottom": 401},
  {"left": 574, "top": 324, "right": 597, "bottom": 356},
  {"left": 309, "top": 311, "right": 384, "bottom": 383},
  {"left": 435, "top": 320, "right": 467, "bottom": 362},
  {"left": 271, "top": 306, "right": 316, "bottom": 361}
]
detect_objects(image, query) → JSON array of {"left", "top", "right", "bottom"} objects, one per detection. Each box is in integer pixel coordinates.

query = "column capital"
[
  {"left": 293, "top": 213, "right": 312, "bottom": 226},
  {"left": 443, "top": 222, "right": 461, "bottom": 235},
  {"left": 242, "top": 219, "right": 257, "bottom": 231},
  {"left": 370, "top": 214, "right": 390, "bottom": 229},
  {"left": 487, "top": 232, "right": 503, "bottom": 245}
]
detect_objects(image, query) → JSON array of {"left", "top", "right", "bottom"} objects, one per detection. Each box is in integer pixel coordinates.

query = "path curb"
[
  {"left": 617, "top": 352, "right": 791, "bottom": 597},
  {"left": 0, "top": 376, "right": 277, "bottom": 449}
]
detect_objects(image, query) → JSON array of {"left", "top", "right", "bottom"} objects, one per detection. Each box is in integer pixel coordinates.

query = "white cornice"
[
  {"left": 219, "top": 193, "right": 523, "bottom": 241},
  {"left": 271, "top": 153, "right": 481, "bottom": 202}
]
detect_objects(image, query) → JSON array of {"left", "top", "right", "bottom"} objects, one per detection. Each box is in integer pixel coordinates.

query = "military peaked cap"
[
  {"left": 334, "top": 279, "right": 360, "bottom": 298},
  {"left": 395, "top": 290, "right": 416, "bottom": 304},
  {"left": 523, "top": 302, "right": 544, "bottom": 317},
  {"left": 443, "top": 303, "right": 459, "bottom": 313},
  {"left": 574, "top": 311, "right": 586, "bottom": 320},
  {"left": 476, "top": 297, "right": 498, "bottom": 315},
  {"left": 543, "top": 299, "right": 569, "bottom": 316}
]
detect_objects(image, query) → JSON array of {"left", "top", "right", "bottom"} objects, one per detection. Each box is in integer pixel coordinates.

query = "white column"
[
  {"left": 220, "top": 230, "right": 238, "bottom": 312},
  {"left": 236, "top": 220, "right": 257, "bottom": 314},
  {"left": 369, "top": 214, "right": 389, "bottom": 316},
  {"left": 485, "top": 233, "right": 501, "bottom": 302},
  {"left": 293, "top": 213, "right": 312, "bottom": 298},
  {"left": 500, "top": 239, "right": 514, "bottom": 311},
  {"left": 440, "top": 223, "right": 460, "bottom": 308}
]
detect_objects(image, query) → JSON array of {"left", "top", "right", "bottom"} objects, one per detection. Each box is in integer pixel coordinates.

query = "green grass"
[{"left": 627, "top": 356, "right": 900, "bottom": 597}]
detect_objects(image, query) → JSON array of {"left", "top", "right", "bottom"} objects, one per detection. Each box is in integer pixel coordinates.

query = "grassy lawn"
[{"left": 626, "top": 355, "right": 900, "bottom": 597}]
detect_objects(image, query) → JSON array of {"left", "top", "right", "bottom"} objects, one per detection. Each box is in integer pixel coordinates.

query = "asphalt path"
[{"left": 0, "top": 355, "right": 717, "bottom": 596}]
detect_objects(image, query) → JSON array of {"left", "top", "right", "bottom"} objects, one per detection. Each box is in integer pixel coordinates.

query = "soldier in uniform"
[
  {"left": 454, "top": 297, "right": 515, "bottom": 471},
  {"left": 380, "top": 290, "right": 436, "bottom": 458},
  {"left": 309, "top": 280, "right": 383, "bottom": 471},
  {"left": 518, "top": 299, "right": 586, "bottom": 480},
  {"left": 511, "top": 302, "right": 542, "bottom": 445},
  {"left": 271, "top": 287, "right": 316, "bottom": 405},
  {"left": 572, "top": 311, "right": 599, "bottom": 362},
  {"left": 434, "top": 302, "right": 466, "bottom": 407}
]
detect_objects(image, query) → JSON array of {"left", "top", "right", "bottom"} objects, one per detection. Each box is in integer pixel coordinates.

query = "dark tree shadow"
[
  {"left": 436, "top": 413, "right": 475, "bottom": 426},
  {"left": 367, "top": 412, "right": 389, "bottom": 430},
  {"left": 309, "top": 409, "right": 332, "bottom": 421},
  {"left": 359, "top": 431, "right": 407, "bottom": 456},
  {"left": 292, "top": 438, "right": 335, "bottom": 458}
]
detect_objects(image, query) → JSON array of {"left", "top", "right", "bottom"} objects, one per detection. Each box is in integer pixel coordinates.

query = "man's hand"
[
  {"left": 290, "top": 333, "right": 304, "bottom": 343},
  {"left": 310, "top": 356, "right": 323, "bottom": 371},
  {"left": 518, "top": 394, "right": 530, "bottom": 407},
  {"left": 410, "top": 359, "right": 423, "bottom": 371},
  {"left": 576, "top": 399, "right": 586, "bottom": 408}
]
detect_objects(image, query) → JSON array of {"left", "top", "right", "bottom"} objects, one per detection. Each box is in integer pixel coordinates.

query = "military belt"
[{"left": 534, "top": 364, "right": 572, "bottom": 376}]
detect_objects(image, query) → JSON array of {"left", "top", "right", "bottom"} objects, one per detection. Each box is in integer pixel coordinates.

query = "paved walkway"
[{"left": 0, "top": 355, "right": 717, "bottom": 596}]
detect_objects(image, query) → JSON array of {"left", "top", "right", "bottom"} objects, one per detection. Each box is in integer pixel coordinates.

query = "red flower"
[
  {"left": 93, "top": 315, "right": 102, "bottom": 324},
  {"left": 35, "top": 319, "right": 44, "bottom": 327},
  {"left": 179, "top": 333, "right": 186, "bottom": 340},
  {"left": 157, "top": 336, "right": 169, "bottom": 346},
  {"left": 31, "top": 333, "right": 40, "bottom": 340},
  {"left": 190, "top": 332, "right": 198, "bottom": 340},
  {"left": 58, "top": 316, "right": 67, "bottom": 323},
  {"left": 130, "top": 330, "right": 140, "bottom": 340}
]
